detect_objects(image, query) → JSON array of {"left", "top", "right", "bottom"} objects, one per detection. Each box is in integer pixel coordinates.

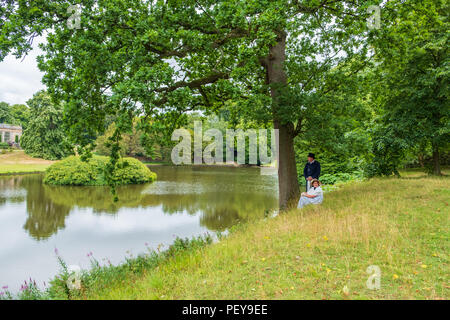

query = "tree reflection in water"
[{"left": 1, "top": 167, "right": 278, "bottom": 240}]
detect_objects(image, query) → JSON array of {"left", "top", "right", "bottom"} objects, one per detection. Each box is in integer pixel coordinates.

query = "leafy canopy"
[{"left": 20, "top": 91, "right": 74, "bottom": 160}]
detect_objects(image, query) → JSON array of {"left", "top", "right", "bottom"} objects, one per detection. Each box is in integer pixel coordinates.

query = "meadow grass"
[
  {"left": 0, "top": 150, "right": 55, "bottom": 174},
  {"left": 53, "top": 173, "right": 449, "bottom": 300}
]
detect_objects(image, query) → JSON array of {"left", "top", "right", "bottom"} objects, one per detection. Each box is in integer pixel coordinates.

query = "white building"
[{"left": 0, "top": 124, "right": 23, "bottom": 145}]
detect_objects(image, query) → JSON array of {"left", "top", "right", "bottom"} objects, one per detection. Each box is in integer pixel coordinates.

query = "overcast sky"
[{"left": 0, "top": 36, "right": 46, "bottom": 105}]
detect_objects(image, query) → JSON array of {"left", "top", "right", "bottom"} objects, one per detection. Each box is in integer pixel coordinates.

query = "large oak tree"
[{"left": 1, "top": 0, "right": 380, "bottom": 208}]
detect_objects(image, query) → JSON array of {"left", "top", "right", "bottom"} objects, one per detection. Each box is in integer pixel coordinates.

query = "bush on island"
[{"left": 44, "top": 156, "right": 157, "bottom": 186}]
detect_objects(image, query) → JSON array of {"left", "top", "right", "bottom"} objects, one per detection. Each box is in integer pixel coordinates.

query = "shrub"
[
  {"left": 314, "top": 171, "right": 364, "bottom": 185},
  {"left": 44, "top": 156, "right": 157, "bottom": 186}
]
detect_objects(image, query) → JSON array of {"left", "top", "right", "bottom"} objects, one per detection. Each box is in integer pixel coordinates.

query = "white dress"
[{"left": 297, "top": 186, "right": 323, "bottom": 209}]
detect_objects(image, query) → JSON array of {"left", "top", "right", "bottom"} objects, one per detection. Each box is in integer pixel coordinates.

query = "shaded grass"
[
  {"left": 60, "top": 175, "right": 449, "bottom": 300},
  {"left": 399, "top": 166, "right": 449, "bottom": 178}
]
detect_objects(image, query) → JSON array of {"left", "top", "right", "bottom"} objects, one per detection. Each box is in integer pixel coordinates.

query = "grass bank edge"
[{"left": 0, "top": 234, "right": 217, "bottom": 300}]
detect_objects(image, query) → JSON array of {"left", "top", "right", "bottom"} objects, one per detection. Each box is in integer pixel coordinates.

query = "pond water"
[{"left": 0, "top": 166, "right": 278, "bottom": 292}]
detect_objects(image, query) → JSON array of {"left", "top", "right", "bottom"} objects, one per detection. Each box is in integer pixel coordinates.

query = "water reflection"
[{"left": 1, "top": 166, "right": 278, "bottom": 240}]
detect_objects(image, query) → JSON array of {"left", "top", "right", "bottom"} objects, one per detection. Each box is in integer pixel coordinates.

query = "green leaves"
[
  {"left": 20, "top": 91, "right": 74, "bottom": 160},
  {"left": 367, "top": 0, "right": 449, "bottom": 175},
  {"left": 43, "top": 155, "right": 157, "bottom": 186}
]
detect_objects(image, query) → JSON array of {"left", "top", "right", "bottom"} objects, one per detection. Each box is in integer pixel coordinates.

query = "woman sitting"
[{"left": 297, "top": 179, "right": 323, "bottom": 209}]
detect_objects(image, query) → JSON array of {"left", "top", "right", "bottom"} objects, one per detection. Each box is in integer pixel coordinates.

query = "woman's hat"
[
  {"left": 311, "top": 179, "right": 321, "bottom": 186},
  {"left": 308, "top": 153, "right": 315, "bottom": 158}
]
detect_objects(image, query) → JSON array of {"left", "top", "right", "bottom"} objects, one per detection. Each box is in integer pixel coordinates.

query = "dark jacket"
[{"left": 304, "top": 160, "right": 321, "bottom": 180}]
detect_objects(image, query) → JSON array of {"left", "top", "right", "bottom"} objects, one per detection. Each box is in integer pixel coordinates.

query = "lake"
[{"left": 0, "top": 166, "right": 278, "bottom": 292}]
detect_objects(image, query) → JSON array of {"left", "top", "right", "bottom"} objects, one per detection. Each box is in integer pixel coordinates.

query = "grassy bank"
[
  {"left": 0, "top": 150, "right": 55, "bottom": 175},
  {"left": 33, "top": 171, "right": 447, "bottom": 300}
]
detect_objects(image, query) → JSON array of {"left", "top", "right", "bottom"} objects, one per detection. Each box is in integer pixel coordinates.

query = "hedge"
[{"left": 43, "top": 156, "right": 157, "bottom": 186}]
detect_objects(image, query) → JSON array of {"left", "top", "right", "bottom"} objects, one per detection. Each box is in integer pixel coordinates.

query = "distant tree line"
[{"left": 0, "top": 101, "right": 30, "bottom": 130}]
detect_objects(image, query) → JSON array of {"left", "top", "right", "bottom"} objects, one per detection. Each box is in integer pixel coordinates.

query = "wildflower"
[
  {"left": 393, "top": 274, "right": 399, "bottom": 279},
  {"left": 54, "top": 248, "right": 59, "bottom": 255},
  {"left": 2, "top": 286, "right": 7, "bottom": 290},
  {"left": 421, "top": 264, "right": 427, "bottom": 269},
  {"left": 323, "top": 236, "right": 328, "bottom": 241}
]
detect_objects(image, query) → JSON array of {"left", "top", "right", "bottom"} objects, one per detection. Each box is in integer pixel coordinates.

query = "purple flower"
[
  {"left": 2, "top": 286, "right": 8, "bottom": 290},
  {"left": 54, "top": 248, "right": 59, "bottom": 255},
  {"left": 0, "top": 292, "right": 4, "bottom": 296}
]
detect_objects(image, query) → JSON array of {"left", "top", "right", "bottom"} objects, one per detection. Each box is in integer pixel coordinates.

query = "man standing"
[{"left": 303, "top": 153, "right": 321, "bottom": 192}]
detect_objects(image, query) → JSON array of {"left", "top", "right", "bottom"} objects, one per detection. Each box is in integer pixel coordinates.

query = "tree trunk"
[
  {"left": 265, "top": 31, "right": 299, "bottom": 210},
  {"left": 431, "top": 143, "right": 441, "bottom": 175},
  {"left": 275, "top": 121, "right": 300, "bottom": 210},
  {"left": 418, "top": 153, "right": 424, "bottom": 168}
]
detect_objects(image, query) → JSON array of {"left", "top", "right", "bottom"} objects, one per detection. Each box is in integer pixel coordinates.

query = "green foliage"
[
  {"left": 367, "top": 0, "right": 450, "bottom": 175},
  {"left": 0, "top": 101, "right": 14, "bottom": 123},
  {"left": 94, "top": 119, "right": 167, "bottom": 159},
  {"left": 20, "top": 91, "right": 74, "bottom": 160},
  {"left": 319, "top": 172, "right": 363, "bottom": 185},
  {"left": 10, "top": 104, "right": 31, "bottom": 129},
  {"left": 43, "top": 155, "right": 157, "bottom": 186},
  {"left": 0, "top": 102, "right": 30, "bottom": 129}
]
